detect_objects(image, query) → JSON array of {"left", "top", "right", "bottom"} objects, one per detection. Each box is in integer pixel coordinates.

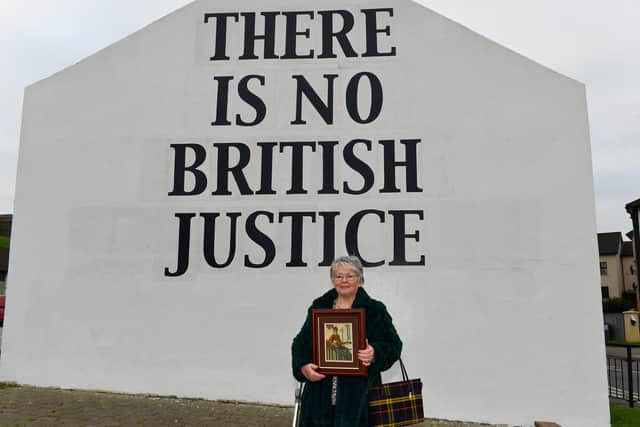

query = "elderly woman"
[{"left": 291, "top": 256, "right": 403, "bottom": 427}]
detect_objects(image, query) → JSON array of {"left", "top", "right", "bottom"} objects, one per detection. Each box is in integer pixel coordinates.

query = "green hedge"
[
  {"left": 603, "top": 297, "right": 637, "bottom": 313},
  {"left": 0, "top": 236, "right": 8, "bottom": 249},
  {"left": 607, "top": 339, "right": 640, "bottom": 347}
]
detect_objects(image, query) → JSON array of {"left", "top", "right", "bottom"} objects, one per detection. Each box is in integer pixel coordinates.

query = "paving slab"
[{"left": 0, "top": 384, "right": 506, "bottom": 427}]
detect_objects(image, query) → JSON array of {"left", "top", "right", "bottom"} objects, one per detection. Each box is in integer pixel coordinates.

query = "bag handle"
[
  {"left": 378, "top": 358, "right": 415, "bottom": 399},
  {"left": 379, "top": 358, "right": 410, "bottom": 382},
  {"left": 398, "top": 358, "right": 409, "bottom": 382}
]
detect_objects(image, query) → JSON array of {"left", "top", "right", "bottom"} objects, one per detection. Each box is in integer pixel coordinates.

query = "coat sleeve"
[
  {"left": 291, "top": 306, "right": 313, "bottom": 382},
  {"left": 368, "top": 302, "right": 403, "bottom": 373}
]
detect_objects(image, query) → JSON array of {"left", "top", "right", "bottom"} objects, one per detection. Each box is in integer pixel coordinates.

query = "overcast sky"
[{"left": 1, "top": 0, "right": 638, "bottom": 235}]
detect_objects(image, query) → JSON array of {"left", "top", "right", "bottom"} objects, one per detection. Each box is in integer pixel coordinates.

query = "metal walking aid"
[{"left": 292, "top": 382, "right": 305, "bottom": 427}]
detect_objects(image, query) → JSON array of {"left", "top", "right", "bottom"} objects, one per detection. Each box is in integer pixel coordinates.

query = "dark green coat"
[{"left": 291, "top": 287, "right": 403, "bottom": 427}]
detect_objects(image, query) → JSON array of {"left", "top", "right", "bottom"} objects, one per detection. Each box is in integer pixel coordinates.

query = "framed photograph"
[{"left": 311, "top": 308, "right": 367, "bottom": 377}]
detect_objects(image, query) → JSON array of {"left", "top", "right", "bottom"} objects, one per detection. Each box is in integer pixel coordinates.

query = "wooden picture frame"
[{"left": 311, "top": 308, "right": 367, "bottom": 377}]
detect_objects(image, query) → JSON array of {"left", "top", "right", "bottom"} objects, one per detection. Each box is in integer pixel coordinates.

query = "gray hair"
[{"left": 330, "top": 256, "right": 364, "bottom": 283}]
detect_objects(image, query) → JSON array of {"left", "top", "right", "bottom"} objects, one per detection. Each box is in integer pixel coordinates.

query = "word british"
[{"left": 168, "top": 138, "right": 423, "bottom": 196}]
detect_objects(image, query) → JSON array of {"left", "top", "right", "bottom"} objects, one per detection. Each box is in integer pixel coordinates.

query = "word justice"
[
  {"left": 164, "top": 209, "right": 426, "bottom": 276},
  {"left": 169, "top": 138, "right": 423, "bottom": 196}
]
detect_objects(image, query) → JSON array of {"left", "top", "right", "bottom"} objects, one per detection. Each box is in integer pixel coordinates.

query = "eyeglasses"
[{"left": 334, "top": 274, "right": 358, "bottom": 281}]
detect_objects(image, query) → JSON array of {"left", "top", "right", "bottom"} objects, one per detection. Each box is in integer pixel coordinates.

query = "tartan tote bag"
[{"left": 368, "top": 359, "right": 424, "bottom": 427}]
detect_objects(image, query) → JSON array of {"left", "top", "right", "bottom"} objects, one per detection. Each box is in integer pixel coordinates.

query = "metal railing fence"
[{"left": 607, "top": 344, "right": 640, "bottom": 407}]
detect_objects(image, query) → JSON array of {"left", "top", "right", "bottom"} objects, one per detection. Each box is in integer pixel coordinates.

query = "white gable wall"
[{"left": 2, "top": 1, "right": 609, "bottom": 426}]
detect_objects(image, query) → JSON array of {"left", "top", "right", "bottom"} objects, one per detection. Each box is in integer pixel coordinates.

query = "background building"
[
  {"left": 622, "top": 240, "right": 637, "bottom": 293},
  {"left": 598, "top": 231, "right": 638, "bottom": 299}
]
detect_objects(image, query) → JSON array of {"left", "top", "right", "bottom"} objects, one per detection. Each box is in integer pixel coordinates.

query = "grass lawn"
[
  {"left": 611, "top": 403, "right": 640, "bottom": 427},
  {"left": 0, "top": 235, "right": 9, "bottom": 249}
]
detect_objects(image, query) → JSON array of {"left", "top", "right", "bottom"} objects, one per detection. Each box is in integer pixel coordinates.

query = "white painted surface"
[{"left": 0, "top": 1, "right": 609, "bottom": 426}]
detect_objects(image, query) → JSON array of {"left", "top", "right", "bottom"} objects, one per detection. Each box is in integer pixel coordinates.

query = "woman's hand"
[
  {"left": 300, "top": 363, "right": 327, "bottom": 382},
  {"left": 358, "top": 339, "right": 375, "bottom": 366}
]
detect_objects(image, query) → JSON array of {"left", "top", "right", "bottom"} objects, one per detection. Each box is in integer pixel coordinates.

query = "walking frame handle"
[{"left": 292, "top": 382, "right": 305, "bottom": 427}]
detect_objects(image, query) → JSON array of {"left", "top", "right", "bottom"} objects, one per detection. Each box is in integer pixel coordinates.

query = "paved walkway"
[{"left": 0, "top": 384, "right": 506, "bottom": 427}]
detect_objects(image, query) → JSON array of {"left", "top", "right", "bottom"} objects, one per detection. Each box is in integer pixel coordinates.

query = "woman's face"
[{"left": 332, "top": 265, "right": 362, "bottom": 299}]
